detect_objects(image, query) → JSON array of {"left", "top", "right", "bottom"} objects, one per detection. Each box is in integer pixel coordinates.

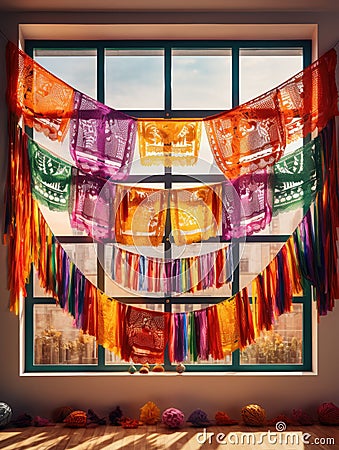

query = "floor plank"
[{"left": 0, "top": 423, "right": 338, "bottom": 449}]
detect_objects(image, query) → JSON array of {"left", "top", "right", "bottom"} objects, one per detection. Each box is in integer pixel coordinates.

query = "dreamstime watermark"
[{"left": 196, "top": 422, "right": 336, "bottom": 446}]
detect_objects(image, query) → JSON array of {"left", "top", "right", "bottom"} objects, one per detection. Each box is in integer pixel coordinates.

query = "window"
[{"left": 24, "top": 39, "right": 312, "bottom": 373}]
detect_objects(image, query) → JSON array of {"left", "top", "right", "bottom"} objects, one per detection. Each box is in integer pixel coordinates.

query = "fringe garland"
[
  {"left": 235, "top": 288, "right": 255, "bottom": 350},
  {"left": 4, "top": 116, "right": 32, "bottom": 314},
  {"left": 4, "top": 42, "right": 339, "bottom": 365},
  {"left": 4, "top": 114, "right": 339, "bottom": 364},
  {"left": 6, "top": 194, "right": 337, "bottom": 364},
  {"left": 111, "top": 245, "right": 233, "bottom": 294}
]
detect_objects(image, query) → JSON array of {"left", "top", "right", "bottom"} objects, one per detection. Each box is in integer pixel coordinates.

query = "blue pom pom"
[{"left": 187, "top": 409, "right": 211, "bottom": 427}]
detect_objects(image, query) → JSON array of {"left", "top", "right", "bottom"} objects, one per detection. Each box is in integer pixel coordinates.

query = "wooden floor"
[{"left": 0, "top": 423, "right": 338, "bottom": 449}]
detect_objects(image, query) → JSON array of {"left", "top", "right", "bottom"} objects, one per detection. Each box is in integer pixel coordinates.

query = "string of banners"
[
  {"left": 4, "top": 116, "right": 339, "bottom": 364},
  {"left": 4, "top": 41, "right": 339, "bottom": 364},
  {"left": 27, "top": 132, "right": 323, "bottom": 245},
  {"left": 6, "top": 41, "right": 338, "bottom": 180}
]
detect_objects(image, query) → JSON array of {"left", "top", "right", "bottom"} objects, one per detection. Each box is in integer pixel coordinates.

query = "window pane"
[
  {"left": 33, "top": 243, "right": 97, "bottom": 295},
  {"left": 172, "top": 127, "right": 223, "bottom": 175},
  {"left": 34, "top": 49, "right": 97, "bottom": 99},
  {"left": 33, "top": 49, "right": 97, "bottom": 162},
  {"left": 105, "top": 49, "right": 164, "bottom": 110},
  {"left": 240, "top": 48, "right": 303, "bottom": 103},
  {"left": 257, "top": 210, "right": 303, "bottom": 236},
  {"left": 38, "top": 206, "right": 84, "bottom": 237},
  {"left": 33, "top": 270, "right": 49, "bottom": 298},
  {"left": 172, "top": 49, "right": 232, "bottom": 110},
  {"left": 34, "top": 304, "right": 98, "bottom": 365},
  {"left": 240, "top": 243, "right": 284, "bottom": 293},
  {"left": 240, "top": 304, "right": 303, "bottom": 365},
  {"left": 62, "top": 244, "right": 97, "bottom": 285},
  {"left": 28, "top": 41, "right": 311, "bottom": 375}
]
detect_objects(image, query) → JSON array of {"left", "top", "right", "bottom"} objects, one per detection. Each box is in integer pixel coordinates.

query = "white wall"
[{"left": 0, "top": 10, "right": 338, "bottom": 420}]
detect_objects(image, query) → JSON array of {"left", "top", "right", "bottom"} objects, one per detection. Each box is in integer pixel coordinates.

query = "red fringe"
[{"left": 235, "top": 288, "right": 255, "bottom": 350}]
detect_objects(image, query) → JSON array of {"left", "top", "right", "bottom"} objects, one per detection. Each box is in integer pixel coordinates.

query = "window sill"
[{"left": 20, "top": 370, "right": 317, "bottom": 377}]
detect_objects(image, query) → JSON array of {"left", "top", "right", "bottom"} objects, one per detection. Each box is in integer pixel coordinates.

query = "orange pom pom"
[
  {"left": 215, "top": 411, "right": 238, "bottom": 425},
  {"left": 140, "top": 401, "right": 161, "bottom": 425},
  {"left": 120, "top": 417, "right": 140, "bottom": 429},
  {"left": 64, "top": 410, "right": 87, "bottom": 428}
]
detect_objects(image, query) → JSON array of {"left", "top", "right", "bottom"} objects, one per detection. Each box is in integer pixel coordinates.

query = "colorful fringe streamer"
[
  {"left": 4, "top": 117, "right": 33, "bottom": 314},
  {"left": 111, "top": 245, "right": 232, "bottom": 294},
  {"left": 5, "top": 161, "right": 338, "bottom": 363},
  {"left": 5, "top": 120, "right": 339, "bottom": 364}
]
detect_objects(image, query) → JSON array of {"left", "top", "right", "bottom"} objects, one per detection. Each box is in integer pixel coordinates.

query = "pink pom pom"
[{"left": 162, "top": 408, "right": 185, "bottom": 429}]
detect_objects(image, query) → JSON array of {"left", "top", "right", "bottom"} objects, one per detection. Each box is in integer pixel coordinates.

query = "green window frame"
[{"left": 24, "top": 39, "right": 313, "bottom": 373}]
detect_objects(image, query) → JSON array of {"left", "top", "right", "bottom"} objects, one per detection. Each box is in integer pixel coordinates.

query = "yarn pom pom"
[
  {"left": 176, "top": 363, "right": 186, "bottom": 374},
  {"left": 267, "top": 414, "right": 295, "bottom": 426},
  {"left": 120, "top": 417, "right": 140, "bottom": 429},
  {"left": 128, "top": 365, "right": 137, "bottom": 374},
  {"left": 162, "top": 408, "right": 185, "bottom": 429},
  {"left": 33, "top": 416, "right": 52, "bottom": 427},
  {"left": 241, "top": 404, "right": 266, "bottom": 426},
  {"left": 187, "top": 409, "right": 211, "bottom": 427},
  {"left": 215, "top": 411, "right": 239, "bottom": 425},
  {"left": 0, "top": 402, "right": 12, "bottom": 429},
  {"left": 292, "top": 409, "right": 314, "bottom": 426},
  {"left": 139, "top": 365, "right": 149, "bottom": 374},
  {"left": 13, "top": 413, "right": 32, "bottom": 428},
  {"left": 64, "top": 410, "right": 87, "bottom": 428},
  {"left": 152, "top": 364, "right": 165, "bottom": 372},
  {"left": 87, "top": 409, "right": 106, "bottom": 426},
  {"left": 109, "top": 406, "right": 123, "bottom": 425},
  {"left": 140, "top": 401, "right": 161, "bottom": 425},
  {"left": 318, "top": 403, "right": 339, "bottom": 425},
  {"left": 52, "top": 406, "right": 74, "bottom": 423}
]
